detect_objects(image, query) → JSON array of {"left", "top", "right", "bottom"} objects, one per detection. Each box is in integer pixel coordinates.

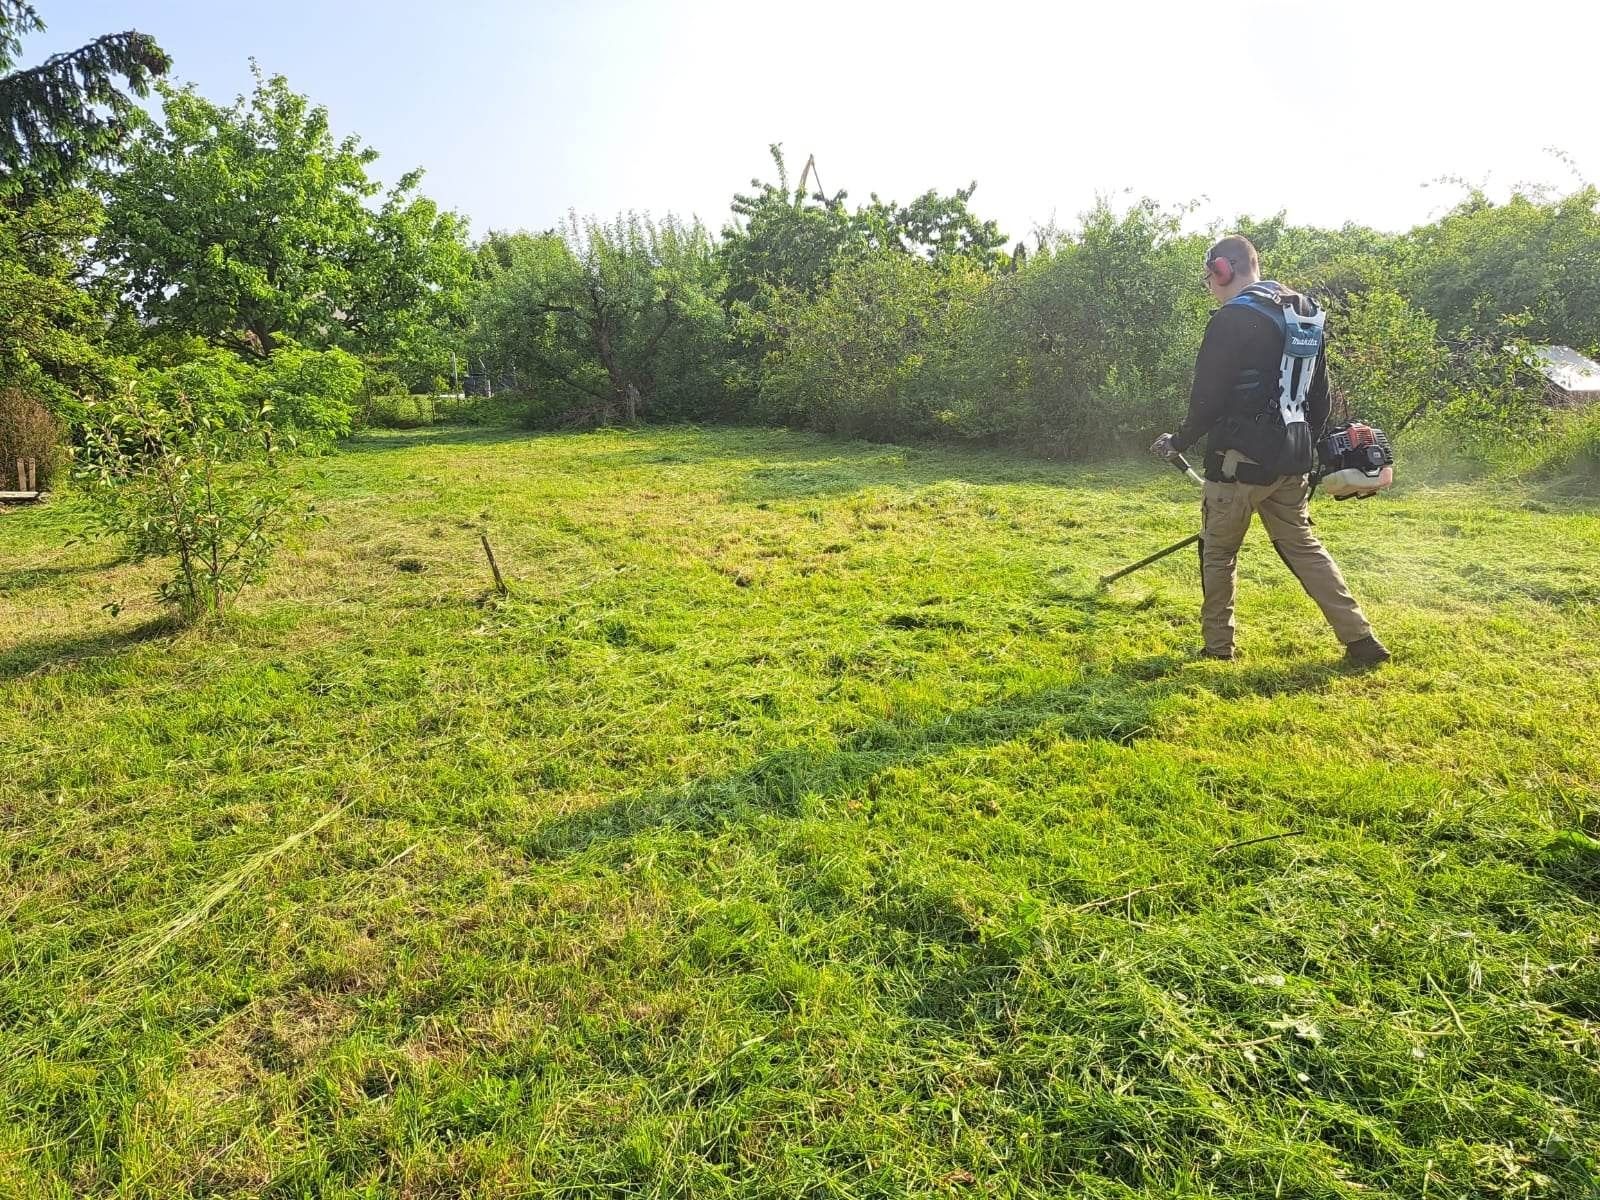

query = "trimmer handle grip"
[{"left": 1168, "top": 453, "right": 1204, "bottom": 486}]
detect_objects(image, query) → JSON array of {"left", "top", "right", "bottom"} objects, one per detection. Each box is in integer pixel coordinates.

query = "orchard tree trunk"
[{"left": 594, "top": 320, "right": 624, "bottom": 424}]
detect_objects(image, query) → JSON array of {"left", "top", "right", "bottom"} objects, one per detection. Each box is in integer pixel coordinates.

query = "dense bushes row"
[
  {"left": 752, "top": 202, "right": 1212, "bottom": 455},
  {"left": 469, "top": 149, "right": 1590, "bottom": 461}
]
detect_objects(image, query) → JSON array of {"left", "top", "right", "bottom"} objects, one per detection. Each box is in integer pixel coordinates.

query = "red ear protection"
[{"left": 1208, "top": 255, "right": 1233, "bottom": 285}]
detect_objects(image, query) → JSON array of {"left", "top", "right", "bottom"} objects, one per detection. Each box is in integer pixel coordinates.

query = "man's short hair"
[{"left": 1206, "top": 235, "right": 1259, "bottom": 278}]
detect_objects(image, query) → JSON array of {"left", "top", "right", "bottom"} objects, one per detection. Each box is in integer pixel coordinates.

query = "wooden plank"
[{"left": 0, "top": 491, "right": 41, "bottom": 501}]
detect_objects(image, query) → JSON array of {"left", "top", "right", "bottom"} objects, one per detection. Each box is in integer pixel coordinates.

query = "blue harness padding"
[{"left": 1225, "top": 281, "right": 1325, "bottom": 429}]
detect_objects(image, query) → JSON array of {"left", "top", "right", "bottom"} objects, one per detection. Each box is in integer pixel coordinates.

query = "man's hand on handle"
[
  {"left": 1150, "top": 433, "right": 1179, "bottom": 462},
  {"left": 1150, "top": 433, "right": 1205, "bottom": 485}
]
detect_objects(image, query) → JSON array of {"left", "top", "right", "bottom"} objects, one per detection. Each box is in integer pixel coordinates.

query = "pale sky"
[{"left": 36, "top": 0, "right": 1600, "bottom": 243}]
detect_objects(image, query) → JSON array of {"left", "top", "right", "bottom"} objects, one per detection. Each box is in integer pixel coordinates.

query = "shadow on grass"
[
  {"left": 338, "top": 423, "right": 540, "bottom": 455},
  {"left": 1535, "top": 830, "right": 1600, "bottom": 904},
  {"left": 0, "top": 559, "right": 110, "bottom": 594},
  {"left": 561, "top": 424, "right": 1132, "bottom": 499},
  {"left": 724, "top": 456, "right": 1131, "bottom": 504},
  {"left": 0, "top": 616, "right": 179, "bottom": 684},
  {"left": 520, "top": 648, "right": 1344, "bottom": 1046},
  {"left": 339, "top": 419, "right": 1148, "bottom": 507},
  {"left": 524, "top": 655, "right": 1343, "bottom": 862}
]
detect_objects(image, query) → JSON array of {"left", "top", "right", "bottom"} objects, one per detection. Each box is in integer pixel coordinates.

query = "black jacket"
[{"left": 1170, "top": 283, "right": 1330, "bottom": 481}]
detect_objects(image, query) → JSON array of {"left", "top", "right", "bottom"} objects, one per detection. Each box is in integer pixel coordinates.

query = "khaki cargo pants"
[{"left": 1200, "top": 474, "right": 1372, "bottom": 656}]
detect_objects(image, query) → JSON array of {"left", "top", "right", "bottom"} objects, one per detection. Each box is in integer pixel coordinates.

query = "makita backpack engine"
[
  {"left": 1216, "top": 283, "right": 1321, "bottom": 473},
  {"left": 1315, "top": 422, "right": 1394, "bottom": 499}
]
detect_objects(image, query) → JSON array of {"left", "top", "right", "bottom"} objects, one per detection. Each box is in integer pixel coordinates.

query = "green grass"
[{"left": 2, "top": 423, "right": 1598, "bottom": 1198}]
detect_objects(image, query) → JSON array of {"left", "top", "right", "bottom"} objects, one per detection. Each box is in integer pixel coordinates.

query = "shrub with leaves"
[
  {"left": 364, "top": 394, "right": 437, "bottom": 429},
  {"left": 1509, "top": 404, "right": 1600, "bottom": 486},
  {"left": 754, "top": 252, "right": 987, "bottom": 440},
  {"left": 1432, "top": 323, "right": 1551, "bottom": 450},
  {"left": 0, "top": 188, "right": 114, "bottom": 423},
  {"left": 255, "top": 346, "right": 363, "bottom": 439},
  {"left": 129, "top": 345, "right": 363, "bottom": 446},
  {"left": 1326, "top": 288, "right": 1449, "bottom": 433},
  {"left": 74, "top": 384, "right": 299, "bottom": 620},
  {"left": 948, "top": 200, "right": 1209, "bottom": 456}
]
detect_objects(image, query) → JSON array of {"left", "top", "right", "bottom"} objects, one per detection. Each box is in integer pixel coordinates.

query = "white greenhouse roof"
[{"left": 1531, "top": 345, "right": 1600, "bottom": 393}]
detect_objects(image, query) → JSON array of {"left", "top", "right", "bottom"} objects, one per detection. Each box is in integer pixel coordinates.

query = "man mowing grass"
[{"left": 1151, "top": 235, "right": 1390, "bottom": 665}]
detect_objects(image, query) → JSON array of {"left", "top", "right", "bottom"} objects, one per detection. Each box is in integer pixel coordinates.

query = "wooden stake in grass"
[
  {"left": 3, "top": 457, "right": 39, "bottom": 501},
  {"left": 481, "top": 532, "right": 509, "bottom": 597}
]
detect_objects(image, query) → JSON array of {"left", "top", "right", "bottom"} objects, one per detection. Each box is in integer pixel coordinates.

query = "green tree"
[
  {"left": 720, "top": 145, "right": 865, "bottom": 307},
  {"left": 0, "top": 186, "right": 109, "bottom": 418},
  {"left": 344, "top": 184, "right": 475, "bottom": 389},
  {"left": 954, "top": 199, "right": 1208, "bottom": 456},
  {"left": 75, "top": 384, "right": 300, "bottom": 621},
  {"left": 469, "top": 229, "right": 570, "bottom": 399},
  {"left": 720, "top": 147, "right": 1009, "bottom": 302},
  {"left": 755, "top": 253, "right": 988, "bottom": 440},
  {"left": 1403, "top": 188, "right": 1600, "bottom": 352},
  {"left": 0, "top": 1, "right": 169, "bottom": 197},
  {"left": 98, "top": 67, "right": 472, "bottom": 383},
  {"left": 1326, "top": 288, "right": 1448, "bottom": 433},
  {"left": 1230, "top": 211, "right": 1402, "bottom": 300},
  {"left": 719, "top": 146, "right": 1007, "bottom": 407},
  {"left": 472, "top": 214, "right": 729, "bottom": 424},
  {"left": 859, "top": 183, "right": 1008, "bottom": 268}
]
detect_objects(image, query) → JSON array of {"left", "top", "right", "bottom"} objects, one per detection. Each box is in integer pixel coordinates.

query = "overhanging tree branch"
[
  {"left": 524, "top": 347, "right": 611, "bottom": 401},
  {"left": 0, "top": 11, "right": 170, "bottom": 195},
  {"left": 639, "top": 294, "right": 681, "bottom": 360}
]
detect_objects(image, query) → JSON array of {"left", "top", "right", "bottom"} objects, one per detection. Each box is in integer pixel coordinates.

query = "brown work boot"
[
  {"left": 1344, "top": 635, "right": 1391, "bottom": 666},
  {"left": 1198, "top": 646, "right": 1235, "bottom": 661}
]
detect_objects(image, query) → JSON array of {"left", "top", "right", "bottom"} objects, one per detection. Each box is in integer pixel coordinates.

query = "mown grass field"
[{"left": 2, "top": 423, "right": 1598, "bottom": 1199}]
